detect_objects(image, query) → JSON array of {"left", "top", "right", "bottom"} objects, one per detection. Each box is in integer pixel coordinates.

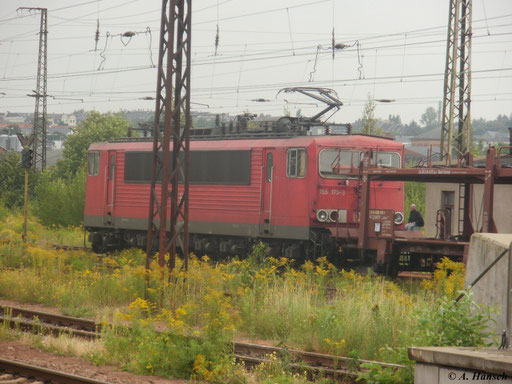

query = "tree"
[
  {"left": 420, "top": 107, "right": 438, "bottom": 129},
  {"left": 388, "top": 114, "right": 401, "bottom": 124},
  {"left": 403, "top": 120, "right": 423, "bottom": 136},
  {"left": 57, "top": 111, "right": 130, "bottom": 176},
  {"left": 361, "top": 95, "right": 382, "bottom": 135},
  {"left": 404, "top": 181, "right": 426, "bottom": 219}
]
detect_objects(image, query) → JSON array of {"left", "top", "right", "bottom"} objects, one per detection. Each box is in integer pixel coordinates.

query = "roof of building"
[
  {"left": 0, "top": 123, "right": 32, "bottom": 129},
  {"left": 414, "top": 126, "right": 442, "bottom": 140},
  {"left": 473, "top": 153, "right": 512, "bottom": 167},
  {"left": 479, "top": 131, "right": 509, "bottom": 141}
]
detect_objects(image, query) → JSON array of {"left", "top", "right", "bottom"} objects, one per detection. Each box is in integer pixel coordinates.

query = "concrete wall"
[
  {"left": 424, "top": 183, "right": 459, "bottom": 238},
  {"left": 425, "top": 184, "right": 512, "bottom": 238},
  {"left": 415, "top": 362, "right": 512, "bottom": 384},
  {"left": 465, "top": 233, "right": 512, "bottom": 339}
]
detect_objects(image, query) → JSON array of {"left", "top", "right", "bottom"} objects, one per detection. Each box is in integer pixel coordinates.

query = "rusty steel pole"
[
  {"left": 19, "top": 7, "right": 48, "bottom": 171},
  {"left": 146, "top": 0, "right": 191, "bottom": 273},
  {"left": 22, "top": 167, "right": 29, "bottom": 243},
  {"left": 440, "top": 0, "right": 472, "bottom": 162}
]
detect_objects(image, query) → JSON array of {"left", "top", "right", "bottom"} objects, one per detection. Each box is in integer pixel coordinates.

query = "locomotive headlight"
[
  {"left": 394, "top": 211, "right": 404, "bottom": 225},
  {"left": 316, "top": 209, "right": 328, "bottom": 222},
  {"left": 329, "top": 210, "right": 339, "bottom": 223}
]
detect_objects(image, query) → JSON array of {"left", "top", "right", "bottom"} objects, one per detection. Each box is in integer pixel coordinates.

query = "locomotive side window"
[
  {"left": 266, "top": 153, "right": 273, "bottom": 182},
  {"left": 109, "top": 155, "right": 115, "bottom": 179},
  {"left": 287, "top": 148, "right": 306, "bottom": 178},
  {"left": 124, "top": 152, "right": 153, "bottom": 182},
  {"left": 189, "top": 150, "right": 251, "bottom": 185},
  {"left": 125, "top": 150, "right": 251, "bottom": 185},
  {"left": 87, "top": 151, "right": 99, "bottom": 176}
]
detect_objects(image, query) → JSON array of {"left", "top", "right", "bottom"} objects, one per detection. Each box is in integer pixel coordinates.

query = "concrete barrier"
[{"left": 465, "top": 233, "right": 512, "bottom": 341}]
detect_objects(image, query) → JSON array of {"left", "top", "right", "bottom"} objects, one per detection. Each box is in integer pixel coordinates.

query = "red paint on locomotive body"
[{"left": 84, "top": 135, "right": 404, "bottom": 254}]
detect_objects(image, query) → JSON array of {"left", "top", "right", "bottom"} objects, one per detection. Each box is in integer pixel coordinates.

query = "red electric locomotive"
[{"left": 84, "top": 132, "right": 405, "bottom": 265}]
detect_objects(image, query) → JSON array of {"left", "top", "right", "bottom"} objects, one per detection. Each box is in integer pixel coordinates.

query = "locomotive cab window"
[
  {"left": 319, "top": 149, "right": 360, "bottom": 178},
  {"left": 374, "top": 152, "right": 401, "bottom": 168},
  {"left": 319, "top": 149, "right": 401, "bottom": 178},
  {"left": 287, "top": 148, "right": 306, "bottom": 178},
  {"left": 87, "top": 151, "right": 99, "bottom": 176}
]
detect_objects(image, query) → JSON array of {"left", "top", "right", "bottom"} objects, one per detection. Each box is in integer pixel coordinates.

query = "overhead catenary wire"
[
  {"left": 400, "top": 34, "right": 407, "bottom": 82},
  {"left": 194, "top": 0, "right": 332, "bottom": 25},
  {"left": 236, "top": 44, "right": 248, "bottom": 107},
  {"left": 286, "top": 8, "right": 296, "bottom": 56},
  {"left": 95, "top": 28, "right": 153, "bottom": 70},
  {"left": 481, "top": 0, "right": 491, "bottom": 36},
  {"left": 0, "top": 0, "right": 141, "bottom": 43},
  {"left": 2, "top": 7, "right": 510, "bottom": 44},
  {"left": 2, "top": 30, "right": 510, "bottom": 78},
  {"left": 0, "top": 0, "right": 510, "bottom": 121},
  {"left": 494, "top": 50, "right": 508, "bottom": 100}
]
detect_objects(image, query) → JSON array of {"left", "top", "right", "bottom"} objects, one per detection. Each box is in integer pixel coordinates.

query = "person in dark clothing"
[{"left": 405, "top": 204, "right": 424, "bottom": 231}]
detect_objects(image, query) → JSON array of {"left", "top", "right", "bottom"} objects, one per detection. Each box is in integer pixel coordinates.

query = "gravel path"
[{"left": 0, "top": 339, "right": 187, "bottom": 384}]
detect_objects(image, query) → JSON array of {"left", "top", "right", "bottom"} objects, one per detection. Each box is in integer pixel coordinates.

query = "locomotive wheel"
[
  {"left": 91, "top": 240, "right": 104, "bottom": 254},
  {"left": 385, "top": 260, "right": 399, "bottom": 279}
]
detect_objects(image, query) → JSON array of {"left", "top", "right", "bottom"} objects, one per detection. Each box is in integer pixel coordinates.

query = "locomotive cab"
[{"left": 314, "top": 146, "right": 404, "bottom": 228}]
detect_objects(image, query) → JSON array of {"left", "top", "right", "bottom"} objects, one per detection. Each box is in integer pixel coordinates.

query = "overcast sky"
[{"left": 0, "top": 0, "right": 511, "bottom": 125}]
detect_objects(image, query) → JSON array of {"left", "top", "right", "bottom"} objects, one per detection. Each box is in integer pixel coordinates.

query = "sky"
[{"left": 0, "top": 0, "right": 511, "bottom": 125}]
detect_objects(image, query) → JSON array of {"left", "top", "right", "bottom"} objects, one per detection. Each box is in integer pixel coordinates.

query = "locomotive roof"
[{"left": 89, "top": 134, "right": 403, "bottom": 151}]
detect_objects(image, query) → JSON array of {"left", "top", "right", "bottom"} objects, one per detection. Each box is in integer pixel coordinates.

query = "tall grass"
[
  {"left": 0, "top": 212, "right": 86, "bottom": 248},
  {"left": 0, "top": 212, "right": 496, "bottom": 382}
]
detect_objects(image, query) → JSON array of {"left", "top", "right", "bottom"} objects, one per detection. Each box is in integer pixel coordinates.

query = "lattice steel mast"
[
  {"left": 440, "top": 0, "right": 472, "bottom": 162},
  {"left": 19, "top": 7, "right": 48, "bottom": 171},
  {"left": 146, "top": 0, "right": 191, "bottom": 271}
]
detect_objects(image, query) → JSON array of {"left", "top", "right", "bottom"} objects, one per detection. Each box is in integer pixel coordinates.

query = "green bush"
[
  {"left": 0, "top": 152, "right": 38, "bottom": 209},
  {"left": 417, "top": 290, "right": 496, "bottom": 347},
  {"left": 404, "top": 181, "right": 425, "bottom": 218},
  {"left": 357, "top": 291, "right": 496, "bottom": 384},
  {"left": 34, "top": 168, "right": 86, "bottom": 226},
  {"left": 0, "top": 201, "right": 10, "bottom": 220},
  {"left": 102, "top": 297, "right": 237, "bottom": 382}
]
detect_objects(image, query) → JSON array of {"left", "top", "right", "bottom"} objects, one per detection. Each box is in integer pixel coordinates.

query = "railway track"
[
  {"left": 397, "top": 271, "right": 432, "bottom": 279},
  {"left": 1, "top": 305, "right": 405, "bottom": 382},
  {"left": 49, "top": 244, "right": 90, "bottom": 252},
  {"left": 0, "top": 358, "right": 109, "bottom": 384},
  {"left": 234, "top": 341, "right": 404, "bottom": 379},
  {"left": 0, "top": 306, "right": 99, "bottom": 340}
]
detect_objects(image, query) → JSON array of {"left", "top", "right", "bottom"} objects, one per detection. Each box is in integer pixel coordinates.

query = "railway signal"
[
  {"left": 16, "top": 133, "right": 34, "bottom": 243},
  {"left": 21, "top": 148, "right": 34, "bottom": 169}
]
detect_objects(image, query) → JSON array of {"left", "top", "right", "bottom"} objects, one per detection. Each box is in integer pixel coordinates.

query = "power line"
[
  {"left": 0, "top": 65, "right": 153, "bottom": 82},
  {"left": 0, "top": 0, "right": 140, "bottom": 42}
]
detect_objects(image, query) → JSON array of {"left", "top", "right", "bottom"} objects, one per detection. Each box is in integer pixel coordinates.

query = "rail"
[
  {"left": 1, "top": 305, "right": 406, "bottom": 381},
  {"left": 0, "top": 358, "right": 109, "bottom": 384}
]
